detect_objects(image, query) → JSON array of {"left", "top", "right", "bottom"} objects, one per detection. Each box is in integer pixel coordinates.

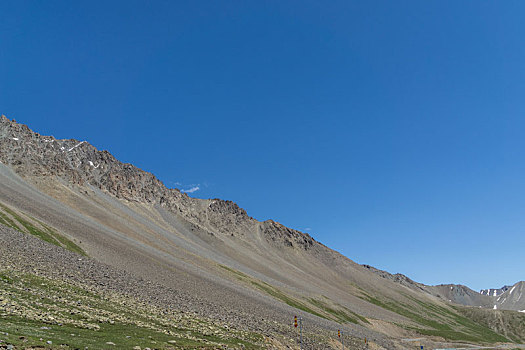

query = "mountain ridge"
[
  {"left": 1, "top": 115, "right": 522, "bottom": 302},
  {"left": 481, "top": 286, "right": 512, "bottom": 297},
  {"left": 2, "top": 115, "right": 525, "bottom": 349},
  {"left": 0, "top": 115, "right": 317, "bottom": 251}
]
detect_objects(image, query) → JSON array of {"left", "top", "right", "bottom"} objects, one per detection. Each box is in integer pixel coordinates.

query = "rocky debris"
[
  {"left": 0, "top": 231, "right": 264, "bottom": 348},
  {"left": 0, "top": 225, "right": 381, "bottom": 349}
]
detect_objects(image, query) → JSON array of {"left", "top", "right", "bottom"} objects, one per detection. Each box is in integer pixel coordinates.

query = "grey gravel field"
[{"left": 0, "top": 225, "right": 387, "bottom": 349}]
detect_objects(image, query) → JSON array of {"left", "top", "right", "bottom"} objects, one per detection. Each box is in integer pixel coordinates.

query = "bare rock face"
[
  {"left": 480, "top": 286, "right": 511, "bottom": 297},
  {"left": 0, "top": 115, "right": 180, "bottom": 204},
  {"left": 0, "top": 115, "right": 314, "bottom": 249},
  {"left": 261, "top": 220, "right": 315, "bottom": 250}
]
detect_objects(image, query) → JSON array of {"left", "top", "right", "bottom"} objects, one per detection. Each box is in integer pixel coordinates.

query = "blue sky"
[{"left": 2, "top": 1, "right": 525, "bottom": 291}]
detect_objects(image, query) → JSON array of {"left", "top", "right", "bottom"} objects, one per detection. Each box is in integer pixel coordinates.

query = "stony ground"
[
  {"left": 0, "top": 269, "right": 263, "bottom": 349},
  {"left": 0, "top": 225, "right": 376, "bottom": 350}
]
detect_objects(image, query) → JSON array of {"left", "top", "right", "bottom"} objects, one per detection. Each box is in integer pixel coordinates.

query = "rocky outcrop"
[
  {"left": 361, "top": 264, "right": 426, "bottom": 292},
  {"left": 261, "top": 220, "right": 315, "bottom": 250},
  {"left": 480, "top": 286, "right": 511, "bottom": 297},
  {"left": 0, "top": 115, "right": 168, "bottom": 201}
]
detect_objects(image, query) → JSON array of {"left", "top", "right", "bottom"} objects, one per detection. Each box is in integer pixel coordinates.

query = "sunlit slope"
[{"left": 1, "top": 116, "right": 525, "bottom": 347}]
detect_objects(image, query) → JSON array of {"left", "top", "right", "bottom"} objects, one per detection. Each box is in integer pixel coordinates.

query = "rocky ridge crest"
[
  {"left": 480, "top": 286, "right": 511, "bottom": 297},
  {"left": 361, "top": 264, "right": 426, "bottom": 292},
  {"left": 0, "top": 115, "right": 315, "bottom": 249}
]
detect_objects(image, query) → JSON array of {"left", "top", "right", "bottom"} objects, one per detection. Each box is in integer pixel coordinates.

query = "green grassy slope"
[
  {"left": 358, "top": 290, "right": 513, "bottom": 343},
  {"left": 458, "top": 306, "right": 525, "bottom": 343},
  {"left": 0, "top": 203, "right": 86, "bottom": 256},
  {"left": 219, "top": 264, "right": 369, "bottom": 326},
  {"left": 218, "top": 264, "right": 524, "bottom": 345}
]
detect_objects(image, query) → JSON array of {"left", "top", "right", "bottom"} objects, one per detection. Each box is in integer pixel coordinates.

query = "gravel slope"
[{"left": 0, "top": 225, "right": 394, "bottom": 349}]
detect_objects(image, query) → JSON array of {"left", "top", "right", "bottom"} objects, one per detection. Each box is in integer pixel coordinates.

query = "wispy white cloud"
[
  {"left": 182, "top": 186, "right": 200, "bottom": 193},
  {"left": 171, "top": 180, "right": 201, "bottom": 193},
  {"left": 304, "top": 227, "right": 311, "bottom": 231}
]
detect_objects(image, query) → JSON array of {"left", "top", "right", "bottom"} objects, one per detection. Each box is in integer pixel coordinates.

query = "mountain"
[
  {"left": 425, "top": 284, "right": 494, "bottom": 308},
  {"left": 361, "top": 263, "right": 524, "bottom": 312},
  {"left": 431, "top": 281, "right": 525, "bottom": 312},
  {"left": 1, "top": 115, "right": 525, "bottom": 349},
  {"left": 495, "top": 282, "right": 525, "bottom": 312},
  {"left": 481, "top": 286, "right": 512, "bottom": 297}
]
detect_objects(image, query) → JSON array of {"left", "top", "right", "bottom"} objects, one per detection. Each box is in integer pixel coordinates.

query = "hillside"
[
  {"left": 496, "top": 282, "right": 525, "bottom": 312},
  {"left": 1, "top": 115, "right": 524, "bottom": 349}
]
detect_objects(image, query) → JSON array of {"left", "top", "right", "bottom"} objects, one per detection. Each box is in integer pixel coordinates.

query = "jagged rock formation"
[{"left": 481, "top": 286, "right": 512, "bottom": 297}]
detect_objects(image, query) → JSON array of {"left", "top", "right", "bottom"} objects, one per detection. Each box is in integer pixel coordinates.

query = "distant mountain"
[
  {"left": 361, "top": 265, "right": 523, "bottom": 311},
  {"left": 495, "top": 281, "right": 525, "bottom": 311},
  {"left": 480, "top": 286, "right": 511, "bottom": 297},
  {"left": 427, "top": 284, "right": 493, "bottom": 308},
  {"left": 370, "top": 270, "right": 525, "bottom": 313},
  {"left": 1, "top": 115, "right": 525, "bottom": 348},
  {"left": 361, "top": 264, "right": 427, "bottom": 292}
]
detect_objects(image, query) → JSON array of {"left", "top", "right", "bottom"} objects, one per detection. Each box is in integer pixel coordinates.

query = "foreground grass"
[{"left": 0, "top": 269, "right": 264, "bottom": 349}]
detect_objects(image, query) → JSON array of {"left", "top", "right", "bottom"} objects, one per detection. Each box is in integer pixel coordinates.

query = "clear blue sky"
[{"left": 2, "top": 1, "right": 525, "bottom": 291}]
